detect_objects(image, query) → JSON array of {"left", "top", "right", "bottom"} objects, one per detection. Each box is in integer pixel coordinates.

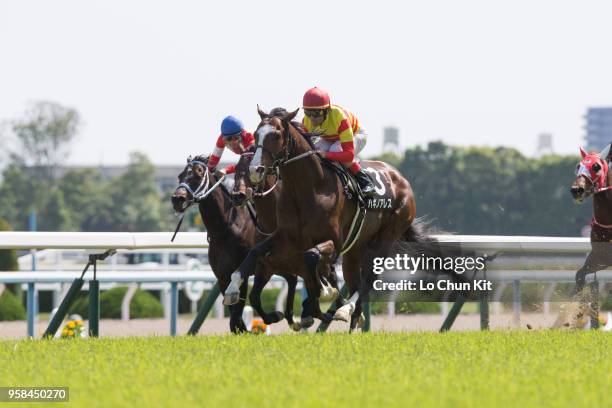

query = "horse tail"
[
  {"left": 398, "top": 216, "right": 446, "bottom": 260},
  {"left": 403, "top": 216, "right": 439, "bottom": 244}
]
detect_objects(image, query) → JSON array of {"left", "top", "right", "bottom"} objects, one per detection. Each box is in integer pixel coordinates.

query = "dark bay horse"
[
  {"left": 224, "top": 107, "right": 430, "bottom": 328},
  {"left": 171, "top": 155, "right": 298, "bottom": 331},
  {"left": 570, "top": 144, "right": 612, "bottom": 294}
]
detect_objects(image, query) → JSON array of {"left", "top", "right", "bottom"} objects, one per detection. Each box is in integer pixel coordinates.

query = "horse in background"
[
  {"left": 171, "top": 155, "right": 299, "bottom": 332},
  {"left": 563, "top": 144, "right": 612, "bottom": 328},
  {"left": 570, "top": 144, "right": 612, "bottom": 292}
]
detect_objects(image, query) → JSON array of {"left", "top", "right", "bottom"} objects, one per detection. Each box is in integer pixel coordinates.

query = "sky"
[{"left": 1, "top": 0, "right": 612, "bottom": 166}]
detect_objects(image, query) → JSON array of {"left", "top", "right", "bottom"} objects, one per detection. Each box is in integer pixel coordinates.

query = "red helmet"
[{"left": 303, "top": 87, "right": 331, "bottom": 109}]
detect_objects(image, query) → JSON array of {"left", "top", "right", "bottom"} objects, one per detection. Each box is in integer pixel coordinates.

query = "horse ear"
[
  {"left": 257, "top": 104, "right": 268, "bottom": 120},
  {"left": 282, "top": 108, "right": 299, "bottom": 123},
  {"left": 599, "top": 143, "right": 611, "bottom": 160},
  {"left": 579, "top": 147, "right": 588, "bottom": 158},
  {"left": 187, "top": 155, "right": 192, "bottom": 163}
]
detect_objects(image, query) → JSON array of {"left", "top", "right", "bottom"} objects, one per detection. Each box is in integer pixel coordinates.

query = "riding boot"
[{"left": 354, "top": 169, "right": 376, "bottom": 197}]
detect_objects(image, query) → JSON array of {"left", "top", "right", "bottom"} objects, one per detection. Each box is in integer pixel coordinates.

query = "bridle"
[
  {"left": 575, "top": 158, "right": 612, "bottom": 195},
  {"left": 171, "top": 158, "right": 226, "bottom": 242},
  {"left": 251, "top": 119, "right": 317, "bottom": 195}
]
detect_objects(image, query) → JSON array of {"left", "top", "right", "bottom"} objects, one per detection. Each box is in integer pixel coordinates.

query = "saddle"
[{"left": 321, "top": 159, "right": 366, "bottom": 208}]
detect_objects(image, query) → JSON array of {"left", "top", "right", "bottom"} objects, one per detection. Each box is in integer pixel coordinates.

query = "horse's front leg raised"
[{"left": 224, "top": 237, "right": 273, "bottom": 305}]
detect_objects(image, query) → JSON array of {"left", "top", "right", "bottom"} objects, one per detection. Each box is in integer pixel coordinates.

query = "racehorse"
[
  {"left": 224, "top": 107, "right": 433, "bottom": 329},
  {"left": 231, "top": 119, "right": 343, "bottom": 330},
  {"left": 570, "top": 144, "right": 612, "bottom": 294},
  {"left": 171, "top": 155, "right": 299, "bottom": 332}
]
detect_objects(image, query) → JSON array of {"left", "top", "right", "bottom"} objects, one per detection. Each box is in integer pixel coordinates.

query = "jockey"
[
  {"left": 301, "top": 87, "right": 376, "bottom": 197},
  {"left": 207, "top": 115, "right": 255, "bottom": 174}
]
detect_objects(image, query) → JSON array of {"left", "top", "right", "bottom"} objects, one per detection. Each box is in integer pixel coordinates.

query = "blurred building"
[
  {"left": 535, "top": 132, "right": 553, "bottom": 156},
  {"left": 382, "top": 127, "right": 399, "bottom": 154},
  {"left": 584, "top": 107, "right": 612, "bottom": 150},
  {"left": 55, "top": 161, "right": 232, "bottom": 194}
]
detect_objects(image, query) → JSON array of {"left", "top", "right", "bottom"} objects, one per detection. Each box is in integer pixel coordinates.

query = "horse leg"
[
  {"left": 303, "top": 240, "right": 337, "bottom": 323},
  {"left": 333, "top": 251, "right": 362, "bottom": 323},
  {"left": 299, "top": 290, "right": 315, "bottom": 329},
  {"left": 304, "top": 240, "right": 338, "bottom": 298},
  {"left": 231, "top": 278, "right": 250, "bottom": 333},
  {"left": 302, "top": 272, "right": 333, "bottom": 324},
  {"left": 249, "top": 267, "right": 285, "bottom": 325},
  {"left": 281, "top": 273, "right": 302, "bottom": 331},
  {"left": 323, "top": 264, "right": 345, "bottom": 316},
  {"left": 575, "top": 251, "right": 606, "bottom": 295},
  {"left": 224, "top": 237, "right": 273, "bottom": 305}
]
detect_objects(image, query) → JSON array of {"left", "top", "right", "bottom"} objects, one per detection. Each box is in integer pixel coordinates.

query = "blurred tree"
[
  {"left": 107, "top": 152, "right": 165, "bottom": 232},
  {"left": 0, "top": 219, "right": 21, "bottom": 303},
  {"left": 395, "top": 141, "right": 591, "bottom": 236},
  {"left": 6, "top": 101, "right": 80, "bottom": 181}
]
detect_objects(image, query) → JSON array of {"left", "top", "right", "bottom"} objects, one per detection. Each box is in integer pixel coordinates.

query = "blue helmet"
[{"left": 220, "top": 116, "right": 244, "bottom": 136}]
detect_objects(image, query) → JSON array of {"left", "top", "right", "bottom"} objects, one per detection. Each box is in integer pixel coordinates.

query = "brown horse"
[
  {"left": 570, "top": 144, "right": 612, "bottom": 294},
  {"left": 224, "top": 107, "right": 429, "bottom": 328},
  {"left": 232, "top": 130, "right": 343, "bottom": 329},
  {"left": 171, "top": 155, "right": 299, "bottom": 331}
]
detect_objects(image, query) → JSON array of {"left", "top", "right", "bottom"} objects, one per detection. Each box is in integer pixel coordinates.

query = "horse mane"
[
  {"left": 192, "top": 154, "right": 209, "bottom": 164},
  {"left": 288, "top": 121, "right": 318, "bottom": 150},
  {"left": 265, "top": 106, "right": 321, "bottom": 150}
]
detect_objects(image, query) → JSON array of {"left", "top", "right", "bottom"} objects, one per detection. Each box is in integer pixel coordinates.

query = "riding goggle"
[
  {"left": 222, "top": 132, "right": 242, "bottom": 141},
  {"left": 304, "top": 109, "right": 326, "bottom": 118}
]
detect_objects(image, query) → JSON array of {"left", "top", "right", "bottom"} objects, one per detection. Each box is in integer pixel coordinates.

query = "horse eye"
[{"left": 593, "top": 163, "right": 601, "bottom": 172}]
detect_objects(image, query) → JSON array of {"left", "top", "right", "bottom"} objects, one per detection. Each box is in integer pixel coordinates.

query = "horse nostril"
[
  {"left": 570, "top": 186, "right": 584, "bottom": 197},
  {"left": 172, "top": 195, "right": 185, "bottom": 205},
  {"left": 256, "top": 166, "right": 264, "bottom": 174}
]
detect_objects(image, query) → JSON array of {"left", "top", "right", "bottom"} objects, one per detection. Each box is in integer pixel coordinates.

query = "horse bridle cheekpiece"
[
  {"left": 179, "top": 158, "right": 210, "bottom": 204},
  {"left": 171, "top": 157, "right": 226, "bottom": 242},
  {"left": 254, "top": 119, "right": 295, "bottom": 174}
]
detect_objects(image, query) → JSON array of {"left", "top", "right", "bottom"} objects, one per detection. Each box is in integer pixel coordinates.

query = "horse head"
[
  {"left": 249, "top": 106, "right": 299, "bottom": 187},
  {"left": 231, "top": 151, "right": 255, "bottom": 207},
  {"left": 571, "top": 145, "right": 611, "bottom": 202},
  {"left": 171, "top": 155, "right": 210, "bottom": 212}
]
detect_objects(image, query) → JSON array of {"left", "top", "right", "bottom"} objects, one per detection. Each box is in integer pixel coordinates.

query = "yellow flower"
[
  {"left": 75, "top": 320, "right": 83, "bottom": 326},
  {"left": 67, "top": 321, "right": 76, "bottom": 329},
  {"left": 67, "top": 329, "right": 74, "bottom": 336}
]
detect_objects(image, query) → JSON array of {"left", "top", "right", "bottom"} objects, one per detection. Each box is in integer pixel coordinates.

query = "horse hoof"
[
  {"left": 290, "top": 322, "right": 302, "bottom": 332},
  {"left": 320, "top": 313, "right": 333, "bottom": 324},
  {"left": 329, "top": 288, "right": 339, "bottom": 302},
  {"left": 333, "top": 306, "right": 351, "bottom": 322},
  {"left": 264, "top": 311, "right": 284, "bottom": 325},
  {"left": 223, "top": 292, "right": 240, "bottom": 306},
  {"left": 356, "top": 313, "right": 365, "bottom": 329},
  {"left": 300, "top": 316, "right": 315, "bottom": 329}
]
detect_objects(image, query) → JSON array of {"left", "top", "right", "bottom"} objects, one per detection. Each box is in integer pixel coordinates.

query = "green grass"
[{"left": 1, "top": 331, "right": 611, "bottom": 407}]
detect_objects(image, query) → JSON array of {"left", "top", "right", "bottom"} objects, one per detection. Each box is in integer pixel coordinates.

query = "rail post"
[
  {"left": 187, "top": 281, "right": 221, "bottom": 335},
  {"left": 43, "top": 278, "right": 85, "bottom": 338},
  {"left": 439, "top": 294, "right": 466, "bottom": 332}
]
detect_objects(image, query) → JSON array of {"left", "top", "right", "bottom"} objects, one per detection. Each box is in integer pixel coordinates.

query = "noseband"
[
  {"left": 252, "top": 120, "right": 316, "bottom": 184},
  {"left": 178, "top": 159, "right": 227, "bottom": 208}
]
